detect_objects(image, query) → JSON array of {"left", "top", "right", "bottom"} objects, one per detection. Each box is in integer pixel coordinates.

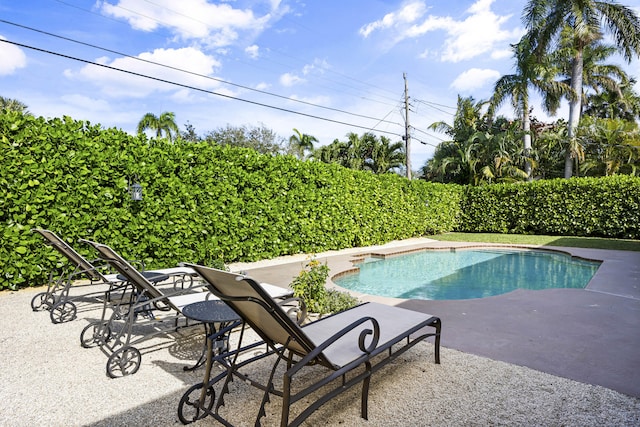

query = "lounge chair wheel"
[
  {"left": 177, "top": 382, "right": 216, "bottom": 424},
  {"left": 80, "top": 321, "right": 112, "bottom": 348},
  {"left": 50, "top": 301, "right": 77, "bottom": 324},
  {"left": 107, "top": 346, "right": 141, "bottom": 378},
  {"left": 31, "top": 292, "right": 55, "bottom": 311}
]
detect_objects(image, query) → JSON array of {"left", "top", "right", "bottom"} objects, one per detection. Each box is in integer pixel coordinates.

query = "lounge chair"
[
  {"left": 79, "top": 239, "right": 292, "bottom": 378},
  {"left": 31, "top": 228, "right": 197, "bottom": 324},
  {"left": 177, "top": 264, "right": 441, "bottom": 426}
]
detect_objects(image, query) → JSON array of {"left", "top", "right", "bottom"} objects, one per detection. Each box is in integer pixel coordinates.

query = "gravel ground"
[{"left": 1, "top": 278, "right": 639, "bottom": 426}]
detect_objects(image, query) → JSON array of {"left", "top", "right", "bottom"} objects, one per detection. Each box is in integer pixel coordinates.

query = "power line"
[
  {"left": 53, "top": 0, "right": 126, "bottom": 24},
  {"left": 413, "top": 98, "right": 456, "bottom": 115},
  {"left": 266, "top": 49, "right": 402, "bottom": 103},
  {"left": 1, "top": 38, "right": 407, "bottom": 138},
  {"left": 32, "top": 4, "right": 447, "bottom": 139},
  {"left": 138, "top": 0, "right": 211, "bottom": 28},
  {"left": 99, "top": 0, "right": 405, "bottom": 103},
  {"left": 232, "top": 53, "right": 401, "bottom": 109},
  {"left": 412, "top": 138, "right": 440, "bottom": 148},
  {"left": 412, "top": 126, "right": 446, "bottom": 140},
  {"left": 251, "top": 54, "right": 402, "bottom": 107},
  {"left": 0, "top": 19, "right": 402, "bottom": 127},
  {"left": 364, "top": 105, "right": 403, "bottom": 134},
  {"left": 101, "top": 0, "right": 174, "bottom": 29},
  {"left": 53, "top": 0, "right": 404, "bottom": 107}
]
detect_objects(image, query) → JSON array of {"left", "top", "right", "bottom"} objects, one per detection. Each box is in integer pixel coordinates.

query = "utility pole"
[{"left": 403, "top": 72, "right": 411, "bottom": 179}]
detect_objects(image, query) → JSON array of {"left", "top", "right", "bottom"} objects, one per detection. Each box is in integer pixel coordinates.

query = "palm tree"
[
  {"left": 137, "top": 111, "right": 179, "bottom": 141},
  {"left": 531, "top": 118, "right": 568, "bottom": 179},
  {"left": 364, "top": 136, "right": 405, "bottom": 174},
  {"left": 430, "top": 96, "right": 491, "bottom": 141},
  {"left": 579, "top": 116, "right": 639, "bottom": 176},
  {"left": 524, "top": 0, "right": 640, "bottom": 178},
  {"left": 289, "top": 128, "right": 318, "bottom": 159},
  {"left": 489, "top": 35, "right": 571, "bottom": 178},
  {"left": 309, "top": 132, "right": 404, "bottom": 174},
  {"left": 0, "top": 96, "right": 30, "bottom": 115},
  {"left": 584, "top": 77, "right": 640, "bottom": 121},
  {"left": 310, "top": 142, "right": 344, "bottom": 164},
  {"left": 554, "top": 38, "right": 630, "bottom": 110},
  {"left": 426, "top": 96, "right": 491, "bottom": 184},
  {"left": 478, "top": 123, "right": 531, "bottom": 183},
  {"left": 343, "top": 132, "right": 370, "bottom": 170}
]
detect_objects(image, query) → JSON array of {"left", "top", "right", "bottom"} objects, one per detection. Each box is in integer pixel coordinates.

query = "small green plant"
[{"left": 290, "top": 259, "right": 358, "bottom": 315}]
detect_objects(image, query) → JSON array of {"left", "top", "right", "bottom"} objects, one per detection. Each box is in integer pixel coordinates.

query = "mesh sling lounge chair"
[
  {"left": 80, "top": 239, "right": 292, "bottom": 378},
  {"left": 31, "top": 228, "right": 197, "bottom": 324},
  {"left": 177, "top": 264, "right": 441, "bottom": 427}
]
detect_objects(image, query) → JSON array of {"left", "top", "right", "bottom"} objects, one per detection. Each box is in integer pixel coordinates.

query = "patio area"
[
  {"left": 0, "top": 238, "right": 638, "bottom": 425},
  {"left": 244, "top": 239, "right": 640, "bottom": 398}
]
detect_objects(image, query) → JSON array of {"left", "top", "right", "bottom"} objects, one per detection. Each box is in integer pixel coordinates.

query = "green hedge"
[
  {"left": 4, "top": 111, "right": 638, "bottom": 291},
  {"left": 0, "top": 112, "right": 461, "bottom": 290},
  {"left": 458, "top": 176, "right": 640, "bottom": 238}
]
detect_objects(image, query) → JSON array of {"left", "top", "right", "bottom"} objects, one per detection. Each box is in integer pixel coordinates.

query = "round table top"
[{"left": 182, "top": 299, "right": 240, "bottom": 323}]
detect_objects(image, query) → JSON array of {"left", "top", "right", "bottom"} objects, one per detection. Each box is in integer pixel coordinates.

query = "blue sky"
[{"left": 1, "top": 0, "right": 639, "bottom": 169}]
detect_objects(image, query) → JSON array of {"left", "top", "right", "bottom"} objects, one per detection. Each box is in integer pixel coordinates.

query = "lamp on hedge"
[{"left": 128, "top": 176, "right": 143, "bottom": 201}]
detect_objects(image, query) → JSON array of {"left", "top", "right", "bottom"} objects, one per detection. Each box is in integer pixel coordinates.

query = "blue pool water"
[{"left": 334, "top": 248, "right": 600, "bottom": 300}]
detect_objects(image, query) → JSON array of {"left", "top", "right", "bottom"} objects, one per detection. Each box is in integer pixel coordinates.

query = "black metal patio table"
[{"left": 181, "top": 299, "right": 241, "bottom": 371}]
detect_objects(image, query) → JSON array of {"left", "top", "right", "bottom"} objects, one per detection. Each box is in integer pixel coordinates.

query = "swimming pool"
[{"left": 333, "top": 248, "right": 601, "bottom": 300}]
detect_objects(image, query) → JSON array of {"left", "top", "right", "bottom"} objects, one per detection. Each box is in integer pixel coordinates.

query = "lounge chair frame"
[
  {"left": 80, "top": 240, "right": 291, "bottom": 378},
  {"left": 31, "top": 228, "right": 129, "bottom": 324},
  {"left": 31, "top": 228, "right": 197, "bottom": 324},
  {"left": 178, "top": 264, "right": 441, "bottom": 427},
  {"left": 77, "top": 239, "right": 222, "bottom": 378}
]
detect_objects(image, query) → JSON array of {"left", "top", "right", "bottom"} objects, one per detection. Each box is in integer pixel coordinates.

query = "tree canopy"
[
  {"left": 137, "top": 111, "right": 180, "bottom": 142},
  {"left": 205, "top": 123, "right": 288, "bottom": 155},
  {"left": 523, "top": 0, "right": 640, "bottom": 177},
  {"left": 0, "top": 96, "right": 30, "bottom": 115}
]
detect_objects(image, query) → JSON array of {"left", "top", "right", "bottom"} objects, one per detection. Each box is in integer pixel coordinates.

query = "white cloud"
[
  {"left": 417, "top": 48, "right": 437, "bottom": 60},
  {"left": 35, "top": 96, "right": 136, "bottom": 128},
  {"left": 245, "top": 44, "right": 260, "bottom": 59},
  {"left": 359, "top": 1, "right": 427, "bottom": 38},
  {"left": 65, "top": 47, "right": 221, "bottom": 98},
  {"left": 468, "top": 0, "right": 494, "bottom": 14},
  {"left": 279, "top": 59, "right": 329, "bottom": 87},
  {"left": 440, "top": 0, "right": 521, "bottom": 62},
  {"left": 280, "top": 72, "right": 305, "bottom": 87},
  {"left": 60, "top": 94, "right": 111, "bottom": 111},
  {"left": 302, "top": 58, "right": 330, "bottom": 76},
  {"left": 451, "top": 68, "right": 500, "bottom": 92},
  {"left": 491, "top": 48, "right": 513, "bottom": 60},
  {"left": 288, "top": 94, "right": 332, "bottom": 106},
  {"left": 170, "top": 88, "right": 198, "bottom": 103},
  {"left": 0, "top": 36, "right": 27, "bottom": 75},
  {"left": 360, "top": 0, "right": 522, "bottom": 62},
  {"left": 99, "top": 0, "right": 283, "bottom": 48}
]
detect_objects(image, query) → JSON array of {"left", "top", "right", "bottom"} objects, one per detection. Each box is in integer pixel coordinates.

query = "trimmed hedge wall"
[
  {"left": 0, "top": 112, "right": 461, "bottom": 290},
  {"left": 3, "top": 112, "right": 638, "bottom": 291},
  {"left": 458, "top": 175, "right": 640, "bottom": 238}
]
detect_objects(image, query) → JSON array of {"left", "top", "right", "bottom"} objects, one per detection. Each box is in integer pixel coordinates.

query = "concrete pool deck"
[{"left": 232, "top": 238, "right": 640, "bottom": 398}]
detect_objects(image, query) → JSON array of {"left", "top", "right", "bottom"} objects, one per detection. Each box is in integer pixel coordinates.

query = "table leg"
[
  {"left": 198, "top": 329, "right": 215, "bottom": 406},
  {"left": 184, "top": 323, "right": 212, "bottom": 371},
  {"left": 184, "top": 322, "right": 231, "bottom": 371}
]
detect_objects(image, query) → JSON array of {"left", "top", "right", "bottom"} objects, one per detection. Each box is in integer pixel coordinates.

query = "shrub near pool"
[{"left": 459, "top": 176, "right": 640, "bottom": 239}]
